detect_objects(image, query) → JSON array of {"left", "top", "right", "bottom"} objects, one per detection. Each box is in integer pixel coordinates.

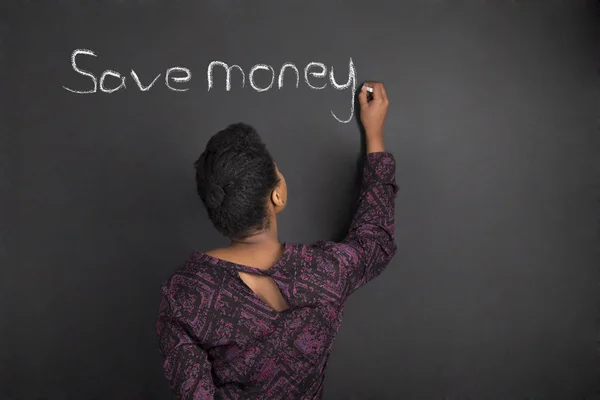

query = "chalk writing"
[
  {"left": 63, "top": 48, "right": 356, "bottom": 123},
  {"left": 249, "top": 64, "right": 275, "bottom": 92}
]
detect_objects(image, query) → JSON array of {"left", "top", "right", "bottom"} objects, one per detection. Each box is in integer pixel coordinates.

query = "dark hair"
[{"left": 194, "top": 123, "right": 280, "bottom": 239}]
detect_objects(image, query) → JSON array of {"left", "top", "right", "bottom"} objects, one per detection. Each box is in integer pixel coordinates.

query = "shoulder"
[
  {"left": 291, "top": 241, "right": 356, "bottom": 303},
  {"left": 158, "top": 253, "right": 223, "bottom": 338},
  {"left": 203, "top": 246, "right": 228, "bottom": 258},
  {"left": 294, "top": 240, "right": 360, "bottom": 273},
  {"left": 160, "top": 251, "right": 224, "bottom": 303},
  {"left": 305, "top": 240, "right": 362, "bottom": 266}
]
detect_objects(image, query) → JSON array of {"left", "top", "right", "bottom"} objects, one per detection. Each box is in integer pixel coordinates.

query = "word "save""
[{"left": 63, "top": 49, "right": 357, "bottom": 123}]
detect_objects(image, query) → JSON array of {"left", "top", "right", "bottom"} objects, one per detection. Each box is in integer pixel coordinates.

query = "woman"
[{"left": 156, "top": 82, "right": 397, "bottom": 399}]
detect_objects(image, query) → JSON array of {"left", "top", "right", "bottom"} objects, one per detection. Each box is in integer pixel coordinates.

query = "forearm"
[{"left": 349, "top": 151, "right": 397, "bottom": 247}]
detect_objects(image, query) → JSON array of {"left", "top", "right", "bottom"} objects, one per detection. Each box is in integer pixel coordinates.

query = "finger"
[
  {"left": 358, "top": 85, "right": 369, "bottom": 108},
  {"left": 380, "top": 83, "right": 388, "bottom": 102},
  {"left": 371, "top": 82, "right": 384, "bottom": 102},
  {"left": 360, "top": 82, "right": 371, "bottom": 96}
]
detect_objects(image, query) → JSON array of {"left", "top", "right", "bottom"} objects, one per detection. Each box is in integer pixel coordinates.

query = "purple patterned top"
[{"left": 156, "top": 152, "right": 398, "bottom": 399}]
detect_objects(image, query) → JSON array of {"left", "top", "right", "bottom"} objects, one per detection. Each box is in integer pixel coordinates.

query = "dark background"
[{"left": 1, "top": 1, "right": 600, "bottom": 399}]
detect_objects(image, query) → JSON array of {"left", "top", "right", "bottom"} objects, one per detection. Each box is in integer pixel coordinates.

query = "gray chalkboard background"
[{"left": 2, "top": 1, "right": 600, "bottom": 399}]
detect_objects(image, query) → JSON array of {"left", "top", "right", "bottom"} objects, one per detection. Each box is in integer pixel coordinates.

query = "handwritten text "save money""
[{"left": 63, "top": 49, "right": 358, "bottom": 123}]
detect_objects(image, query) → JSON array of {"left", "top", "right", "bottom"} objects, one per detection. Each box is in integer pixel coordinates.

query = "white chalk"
[{"left": 365, "top": 85, "right": 373, "bottom": 93}]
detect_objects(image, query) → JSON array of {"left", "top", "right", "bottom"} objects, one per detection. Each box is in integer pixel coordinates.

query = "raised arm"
[
  {"left": 315, "top": 82, "right": 398, "bottom": 299},
  {"left": 156, "top": 281, "right": 217, "bottom": 400}
]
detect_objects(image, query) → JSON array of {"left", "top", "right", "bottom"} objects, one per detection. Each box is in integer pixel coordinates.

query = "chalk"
[{"left": 364, "top": 85, "right": 373, "bottom": 93}]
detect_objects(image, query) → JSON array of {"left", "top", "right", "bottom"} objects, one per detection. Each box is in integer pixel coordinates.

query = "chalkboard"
[{"left": 2, "top": 1, "right": 600, "bottom": 399}]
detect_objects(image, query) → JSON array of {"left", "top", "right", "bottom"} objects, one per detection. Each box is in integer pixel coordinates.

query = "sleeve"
[
  {"left": 316, "top": 152, "right": 398, "bottom": 299},
  {"left": 156, "top": 282, "right": 217, "bottom": 400}
]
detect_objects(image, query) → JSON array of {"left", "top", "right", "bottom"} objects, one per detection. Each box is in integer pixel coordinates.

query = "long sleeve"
[
  {"left": 315, "top": 151, "right": 398, "bottom": 299},
  {"left": 156, "top": 282, "right": 217, "bottom": 400}
]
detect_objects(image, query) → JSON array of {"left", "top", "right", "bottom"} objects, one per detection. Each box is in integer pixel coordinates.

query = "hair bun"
[{"left": 206, "top": 182, "right": 225, "bottom": 208}]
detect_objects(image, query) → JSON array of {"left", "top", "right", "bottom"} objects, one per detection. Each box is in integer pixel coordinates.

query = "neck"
[{"left": 229, "top": 211, "right": 281, "bottom": 248}]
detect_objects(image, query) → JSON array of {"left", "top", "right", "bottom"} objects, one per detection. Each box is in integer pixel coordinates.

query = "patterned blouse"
[{"left": 156, "top": 151, "right": 398, "bottom": 399}]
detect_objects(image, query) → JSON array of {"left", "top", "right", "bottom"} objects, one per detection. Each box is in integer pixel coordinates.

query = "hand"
[{"left": 358, "top": 82, "right": 389, "bottom": 140}]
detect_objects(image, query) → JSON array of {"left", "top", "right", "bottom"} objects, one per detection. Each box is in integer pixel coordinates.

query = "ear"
[{"left": 271, "top": 188, "right": 285, "bottom": 207}]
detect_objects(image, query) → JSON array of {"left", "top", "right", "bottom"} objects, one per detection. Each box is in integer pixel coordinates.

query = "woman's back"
[
  {"left": 156, "top": 82, "right": 395, "bottom": 399},
  {"left": 205, "top": 245, "right": 290, "bottom": 312}
]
